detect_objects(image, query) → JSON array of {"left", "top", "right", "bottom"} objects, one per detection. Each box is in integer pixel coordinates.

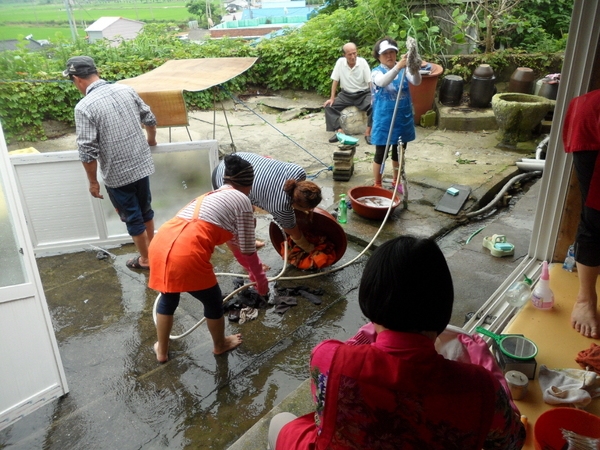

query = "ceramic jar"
[
  {"left": 470, "top": 76, "right": 496, "bottom": 108},
  {"left": 439, "top": 75, "right": 464, "bottom": 106},
  {"left": 473, "top": 64, "right": 494, "bottom": 79},
  {"left": 508, "top": 67, "right": 536, "bottom": 94},
  {"left": 537, "top": 79, "right": 559, "bottom": 100}
]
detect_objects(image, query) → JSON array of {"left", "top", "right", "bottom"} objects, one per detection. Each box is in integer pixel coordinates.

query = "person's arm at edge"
[
  {"left": 145, "top": 124, "right": 157, "bottom": 147},
  {"left": 284, "top": 224, "right": 315, "bottom": 254},
  {"left": 324, "top": 79, "right": 339, "bottom": 107},
  {"left": 82, "top": 159, "right": 103, "bottom": 199}
]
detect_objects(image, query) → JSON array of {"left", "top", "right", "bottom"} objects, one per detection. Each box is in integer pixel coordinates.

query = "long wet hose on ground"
[{"left": 462, "top": 171, "right": 542, "bottom": 219}]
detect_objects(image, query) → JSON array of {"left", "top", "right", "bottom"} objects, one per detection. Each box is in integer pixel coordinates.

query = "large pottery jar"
[
  {"left": 470, "top": 77, "right": 496, "bottom": 108},
  {"left": 470, "top": 64, "right": 496, "bottom": 108},
  {"left": 408, "top": 62, "right": 444, "bottom": 125},
  {"left": 491, "top": 93, "right": 555, "bottom": 145},
  {"left": 439, "top": 75, "right": 464, "bottom": 106},
  {"left": 536, "top": 79, "right": 559, "bottom": 100},
  {"left": 508, "top": 67, "right": 536, "bottom": 94}
]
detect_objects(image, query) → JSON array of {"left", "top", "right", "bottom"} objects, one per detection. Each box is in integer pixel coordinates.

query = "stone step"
[{"left": 436, "top": 99, "right": 498, "bottom": 132}]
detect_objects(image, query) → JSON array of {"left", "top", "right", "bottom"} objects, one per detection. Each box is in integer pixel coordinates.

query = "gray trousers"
[{"left": 325, "top": 89, "right": 372, "bottom": 132}]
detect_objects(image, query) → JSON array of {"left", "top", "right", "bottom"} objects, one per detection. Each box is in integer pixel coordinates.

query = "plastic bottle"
[
  {"left": 531, "top": 261, "right": 554, "bottom": 310},
  {"left": 504, "top": 275, "right": 533, "bottom": 307},
  {"left": 337, "top": 194, "right": 347, "bottom": 224},
  {"left": 562, "top": 244, "right": 575, "bottom": 272}
]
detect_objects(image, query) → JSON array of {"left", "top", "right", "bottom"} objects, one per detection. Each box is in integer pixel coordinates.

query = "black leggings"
[
  {"left": 373, "top": 143, "right": 406, "bottom": 165},
  {"left": 573, "top": 150, "right": 600, "bottom": 267},
  {"left": 156, "top": 283, "right": 223, "bottom": 320}
]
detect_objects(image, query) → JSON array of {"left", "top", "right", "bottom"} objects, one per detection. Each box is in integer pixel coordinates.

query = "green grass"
[
  {"left": 0, "top": 1, "right": 194, "bottom": 41},
  {"left": 0, "top": 25, "right": 85, "bottom": 41}
]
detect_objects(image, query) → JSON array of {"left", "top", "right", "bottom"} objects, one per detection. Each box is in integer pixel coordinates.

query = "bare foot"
[
  {"left": 154, "top": 341, "right": 168, "bottom": 363},
  {"left": 571, "top": 300, "right": 599, "bottom": 338},
  {"left": 213, "top": 334, "right": 243, "bottom": 355},
  {"left": 256, "top": 239, "right": 265, "bottom": 249}
]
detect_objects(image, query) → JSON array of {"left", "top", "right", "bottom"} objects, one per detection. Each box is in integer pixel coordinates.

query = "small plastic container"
[
  {"left": 563, "top": 244, "right": 575, "bottom": 272},
  {"left": 503, "top": 275, "right": 533, "bottom": 307}
]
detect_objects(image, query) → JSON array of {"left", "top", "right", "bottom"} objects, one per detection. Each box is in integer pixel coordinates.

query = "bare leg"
[
  {"left": 372, "top": 162, "right": 382, "bottom": 187},
  {"left": 131, "top": 235, "right": 150, "bottom": 268},
  {"left": 365, "top": 126, "right": 371, "bottom": 138},
  {"left": 145, "top": 219, "right": 155, "bottom": 246},
  {"left": 392, "top": 161, "right": 400, "bottom": 185},
  {"left": 206, "top": 316, "right": 243, "bottom": 355},
  {"left": 155, "top": 313, "right": 172, "bottom": 363},
  {"left": 571, "top": 261, "right": 600, "bottom": 338}
]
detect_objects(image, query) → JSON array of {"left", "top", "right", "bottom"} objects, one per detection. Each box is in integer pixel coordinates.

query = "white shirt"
[{"left": 330, "top": 57, "right": 371, "bottom": 93}]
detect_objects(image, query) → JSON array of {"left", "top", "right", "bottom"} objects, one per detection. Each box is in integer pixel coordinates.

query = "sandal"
[
  {"left": 126, "top": 255, "right": 150, "bottom": 270},
  {"left": 482, "top": 234, "right": 515, "bottom": 257}
]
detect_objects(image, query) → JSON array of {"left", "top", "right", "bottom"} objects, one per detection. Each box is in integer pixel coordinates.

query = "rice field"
[{"left": 0, "top": 1, "right": 193, "bottom": 41}]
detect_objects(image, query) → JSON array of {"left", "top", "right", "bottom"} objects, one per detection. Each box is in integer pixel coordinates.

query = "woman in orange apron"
[{"left": 149, "top": 155, "right": 268, "bottom": 363}]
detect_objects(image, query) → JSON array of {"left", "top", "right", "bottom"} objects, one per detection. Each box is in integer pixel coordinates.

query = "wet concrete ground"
[
  {"left": 1, "top": 187, "right": 539, "bottom": 450},
  {"left": 1, "top": 239, "right": 370, "bottom": 449},
  {"left": 1, "top": 95, "right": 544, "bottom": 449}
]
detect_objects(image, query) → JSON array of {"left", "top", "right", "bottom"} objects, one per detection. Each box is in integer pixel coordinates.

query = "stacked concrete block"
[{"left": 332, "top": 144, "right": 356, "bottom": 181}]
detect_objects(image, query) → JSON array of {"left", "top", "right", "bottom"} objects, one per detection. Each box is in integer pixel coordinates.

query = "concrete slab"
[{"left": 436, "top": 99, "right": 499, "bottom": 132}]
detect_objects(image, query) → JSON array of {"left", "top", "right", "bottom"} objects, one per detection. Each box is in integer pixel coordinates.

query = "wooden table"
[{"left": 503, "top": 264, "right": 600, "bottom": 449}]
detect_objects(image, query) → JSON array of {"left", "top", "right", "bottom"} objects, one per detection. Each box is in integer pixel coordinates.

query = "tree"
[{"left": 186, "top": 0, "right": 224, "bottom": 28}]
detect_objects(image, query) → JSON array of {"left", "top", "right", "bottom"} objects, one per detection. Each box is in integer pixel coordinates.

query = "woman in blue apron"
[{"left": 370, "top": 37, "right": 422, "bottom": 188}]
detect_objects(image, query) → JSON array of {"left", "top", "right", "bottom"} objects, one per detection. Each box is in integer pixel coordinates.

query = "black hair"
[
  {"left": 372, "top": 36, "right": 399, "bottom": 60},
  {"left": 358, "top": 235, "right": 453, "bottom": 335},
  {"left": 223, "top": 154, "right": 254, "bottom": 187}
]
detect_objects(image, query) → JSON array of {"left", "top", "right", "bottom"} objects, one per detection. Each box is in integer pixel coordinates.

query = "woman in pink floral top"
[{"left": 269, "top": 236, "right": 525, "bottom": 450}]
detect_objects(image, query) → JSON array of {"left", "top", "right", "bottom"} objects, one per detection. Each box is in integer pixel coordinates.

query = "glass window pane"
[
  {"left": 0, "top": 169, "right": 27, "bottom": 287},
  {"left": 100, "top": 149, "right": 213, "bottom": 237}
]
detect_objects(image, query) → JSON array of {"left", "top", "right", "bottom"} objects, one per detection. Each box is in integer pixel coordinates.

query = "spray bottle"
[{"left": 531, "top": 261, "right": 554, "bottom": 310}]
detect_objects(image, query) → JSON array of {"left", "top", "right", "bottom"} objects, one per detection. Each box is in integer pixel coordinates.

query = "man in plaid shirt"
[{"left": 64, "top": 56, "right": 157, "bottom": 270}]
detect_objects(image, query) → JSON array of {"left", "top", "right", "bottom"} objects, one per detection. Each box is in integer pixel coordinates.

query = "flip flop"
[
  {"left": 126, "top": 255, "right": 150, "bottom": 270},
  {"left": 482, "top": 234, "right": 514, "bottom": 257}
]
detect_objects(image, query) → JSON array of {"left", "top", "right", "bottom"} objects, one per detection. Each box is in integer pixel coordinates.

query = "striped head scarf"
[{"left": 223, "top": 165, "right": 254, "bottom": 187}]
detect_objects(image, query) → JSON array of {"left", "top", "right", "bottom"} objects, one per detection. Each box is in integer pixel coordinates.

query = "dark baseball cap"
[{"left": 63, "top": 56, "right": 97, "bottom": 77}]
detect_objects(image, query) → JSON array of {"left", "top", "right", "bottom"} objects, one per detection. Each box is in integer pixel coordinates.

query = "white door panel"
[{"left": 0, "top": 124, "right": 69, "bottom": 432}]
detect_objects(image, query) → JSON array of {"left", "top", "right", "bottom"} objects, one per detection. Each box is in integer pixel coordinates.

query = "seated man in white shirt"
[{"left": 324, "top": 42, "right": 372, "bottom": 144}]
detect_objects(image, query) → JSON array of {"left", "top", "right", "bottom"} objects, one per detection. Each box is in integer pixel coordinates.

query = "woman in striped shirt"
[
  {"left": 213, "top": 152, "right": 322, "bottom": 253},
  {"left": 149, "top": 155, "right": 268, "bottom": 363}
]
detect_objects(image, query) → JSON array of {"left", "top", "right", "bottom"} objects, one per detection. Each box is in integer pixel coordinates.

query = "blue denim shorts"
[{"left": 106, "top": 176, "right": 154, "bottom": 237}]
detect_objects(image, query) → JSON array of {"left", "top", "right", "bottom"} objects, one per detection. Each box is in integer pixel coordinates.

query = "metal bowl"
[
  {"left": 347, "top": 186, "right": 401, "bottom": 220},
  {"left": 268, "top": 207, "right": 347, "bottom": 267}
]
